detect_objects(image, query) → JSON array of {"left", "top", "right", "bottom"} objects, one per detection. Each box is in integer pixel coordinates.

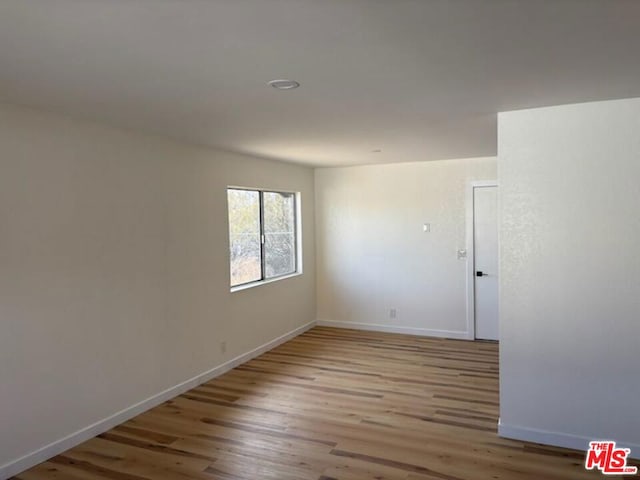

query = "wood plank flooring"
[{"left": 13, "top": 326, "right": 630, "bottom": 480}]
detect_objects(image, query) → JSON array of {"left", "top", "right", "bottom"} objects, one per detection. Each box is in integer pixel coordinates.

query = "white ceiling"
[{"left": 1, "top": 1, "right": 639, "bottom": 167}]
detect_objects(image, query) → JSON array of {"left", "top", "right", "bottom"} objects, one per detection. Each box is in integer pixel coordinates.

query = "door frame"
[{"left": 465, "top": 180, "right": 498, "bottom": 340}]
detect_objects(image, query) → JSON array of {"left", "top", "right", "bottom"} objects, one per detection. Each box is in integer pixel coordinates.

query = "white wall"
[
  {"left": 0, "top": 103, "right": 315, "bottom": 474},
  {"left": 315, "top": 157, "right": 497, "bottom": 337},
  {"left": 499, "top": 98, "right": 640, "bottom": 452}
]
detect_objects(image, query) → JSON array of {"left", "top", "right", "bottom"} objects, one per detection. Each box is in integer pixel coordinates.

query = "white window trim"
[
  {"left": 230, "top": 271, "right": 303, "bottom": 293},
  {"left": 227, "top": 187, "right": 303, "bottom": 292}
]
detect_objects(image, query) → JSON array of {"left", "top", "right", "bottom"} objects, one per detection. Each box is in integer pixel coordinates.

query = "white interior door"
[{"left": 474, "top": 186, "right": 499, "bottom": 340}]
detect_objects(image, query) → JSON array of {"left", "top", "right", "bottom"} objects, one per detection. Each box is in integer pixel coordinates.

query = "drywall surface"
[
  {"left": 0, "top": 103, "right": 315, "bottom": 471},
  {"left": 315, "top": 157, "right": 496, "bottom": 337},
  {"left": 499, "top": 98, "right": 640, "bottom": 450}
]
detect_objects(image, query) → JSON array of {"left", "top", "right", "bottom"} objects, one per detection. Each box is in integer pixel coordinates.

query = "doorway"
[{"left": 466, "top": 182, "right": 499, "bottom": 341}]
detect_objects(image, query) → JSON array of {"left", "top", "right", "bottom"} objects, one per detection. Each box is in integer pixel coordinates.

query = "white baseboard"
[
  {"left": 0, "top": 320, "right": 316, "bottom": 480},
  {"left": 316, "top": 319, "right": 469, "bottom": 340},
  {"left": 498, "top": 420, "right": 640, "bottom": 458}
]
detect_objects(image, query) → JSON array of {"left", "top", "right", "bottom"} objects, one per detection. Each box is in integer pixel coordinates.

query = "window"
[{"left": 227, "top": 188, "right": 298, "bottom": 288}]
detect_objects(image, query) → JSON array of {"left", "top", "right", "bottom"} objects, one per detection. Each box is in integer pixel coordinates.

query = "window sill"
[{"left": 230, "top": 272, "right": 302, "bottom": 293}]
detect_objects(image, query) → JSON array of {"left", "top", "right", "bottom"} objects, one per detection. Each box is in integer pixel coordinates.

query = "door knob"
[{"left": 476, "top": 271, "right": 484, "bottom": 277}]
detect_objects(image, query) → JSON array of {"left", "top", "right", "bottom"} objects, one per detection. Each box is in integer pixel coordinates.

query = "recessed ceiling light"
[{"left": 268, "top": 79, "right": 300, "bottom": 90}]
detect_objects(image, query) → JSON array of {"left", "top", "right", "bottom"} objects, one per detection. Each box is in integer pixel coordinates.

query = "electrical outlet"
[
  {"left": 390, "top": 308, "right": 397, "bottom": 319},
  {"left": 220, "top": 341, "right": 227, "bottom": 354}
]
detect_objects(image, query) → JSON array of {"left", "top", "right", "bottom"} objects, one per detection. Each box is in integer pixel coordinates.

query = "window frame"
[{"left": 227, "top": 186, "right": 301, "bottom": 290}]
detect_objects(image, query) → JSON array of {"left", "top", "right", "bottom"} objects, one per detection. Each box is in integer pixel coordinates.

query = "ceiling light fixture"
[{"left": 268, "top": 79, "right": 300, "bottom": 90}]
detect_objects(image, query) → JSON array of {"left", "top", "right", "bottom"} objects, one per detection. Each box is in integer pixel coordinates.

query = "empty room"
[{"left": 1, "top": 1, "right": 639, "bottom": 479}]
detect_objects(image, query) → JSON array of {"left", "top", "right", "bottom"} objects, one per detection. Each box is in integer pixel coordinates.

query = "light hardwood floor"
[{"left": 14, "top": 326, "right": 630, "bottom": 480}]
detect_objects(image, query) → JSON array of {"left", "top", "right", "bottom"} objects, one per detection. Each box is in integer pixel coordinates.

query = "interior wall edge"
[
  {"left": 498, "top": 421, "right": 640, "bottom": 459},
  {"left": 0, "top": 321, "right": 316, "bottom": 480},
  {"left": 316, "top": 319, "right": 470, "bottom": 340}
]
